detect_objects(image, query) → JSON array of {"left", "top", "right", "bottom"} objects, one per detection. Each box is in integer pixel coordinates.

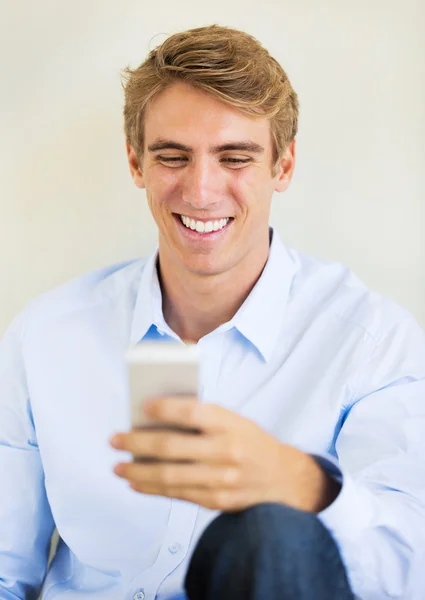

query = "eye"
[
  {"left": 221, "top": 157, "right": 252, "bottom": 168},
  {"left": 156, "top": 156, "right": 188, "bottom": 167}
]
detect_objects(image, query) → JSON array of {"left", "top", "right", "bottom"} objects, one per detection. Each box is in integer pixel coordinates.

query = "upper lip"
[{"left": 176, "top": 214, "right": 232, "bottom": 222}]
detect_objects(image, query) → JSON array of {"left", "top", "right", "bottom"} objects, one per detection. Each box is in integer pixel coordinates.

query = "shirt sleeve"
[
  {"left": 0, "top": 313, "right": 55, "bottom": 599},
  {"left": 314, "top": 315, "right": 425, "bottom": 600}
]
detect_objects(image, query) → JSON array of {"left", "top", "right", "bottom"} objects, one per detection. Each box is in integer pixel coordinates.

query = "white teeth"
[{"left": 179, "top": 215, "right": 230, "bottom": 234}]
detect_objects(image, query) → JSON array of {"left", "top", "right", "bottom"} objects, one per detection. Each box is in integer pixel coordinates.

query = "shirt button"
[
  {"left": 168, "top": 542, "right": 181, "bottom": 554},
  {"left": 133, "top": 591, "right": 145, "bottom": 600}
]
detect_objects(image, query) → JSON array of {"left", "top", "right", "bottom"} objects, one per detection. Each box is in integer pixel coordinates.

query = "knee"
[
  {"left": 186, "top": 503, "right": 352, "bottom": 600},
  {"left": 199, "top": 502, "right": 329, "bottom": 554}
]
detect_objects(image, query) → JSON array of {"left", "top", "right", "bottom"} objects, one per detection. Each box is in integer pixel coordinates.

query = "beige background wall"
[{"left": 1, "top": 0, "right": 424, "bottom": 337}]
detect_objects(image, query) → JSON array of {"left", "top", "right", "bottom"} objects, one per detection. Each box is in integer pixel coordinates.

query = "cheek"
[
  {"left": 230, "top": 171, "right": 272, "bottom": 212},
  {"left": 145, "top": 170, "right": 180, "bottom": 207}
]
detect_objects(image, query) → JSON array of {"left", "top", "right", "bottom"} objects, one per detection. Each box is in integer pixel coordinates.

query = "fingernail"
[
  {"left": 114, "top": 464, "right": 125, "bottom": 476},
  {"left": 143, "top": 399, "right": 155, "bottom": 414},
  {"left": 110, "top": 435, "right": 121, "bottom": 448}
]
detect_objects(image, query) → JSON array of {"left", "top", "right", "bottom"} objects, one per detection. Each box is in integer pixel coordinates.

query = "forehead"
[{"left": 143, "top": 81, "right": 272, "bottom": 151}]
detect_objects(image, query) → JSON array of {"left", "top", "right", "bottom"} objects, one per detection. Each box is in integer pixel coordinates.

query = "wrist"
[{"left": 287, "top": 448, "right": 341, "bottom": 513}]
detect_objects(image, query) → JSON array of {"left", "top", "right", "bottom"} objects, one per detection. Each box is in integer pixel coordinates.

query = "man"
[{"left": 0, "top": 24, "right": 424, "bottom": 600}]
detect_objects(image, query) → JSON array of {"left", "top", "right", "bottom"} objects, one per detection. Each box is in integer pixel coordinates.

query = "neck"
[{"left": 158, "top": 234, "right": 271, "bottom": 343}]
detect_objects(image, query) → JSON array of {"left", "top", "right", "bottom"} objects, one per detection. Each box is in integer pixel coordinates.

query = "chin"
[{"left": 183, "top": 257, "right": 228, "bottom": 278}]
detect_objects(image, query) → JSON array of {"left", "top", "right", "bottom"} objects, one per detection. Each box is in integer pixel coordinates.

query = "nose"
[{"left": 181, "top": 157, "right": 221, "bottom": 210}]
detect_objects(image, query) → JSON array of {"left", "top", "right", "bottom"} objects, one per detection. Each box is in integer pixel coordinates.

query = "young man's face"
[{"left": 127, "top": 81, "right": 295, "bottom": 278}]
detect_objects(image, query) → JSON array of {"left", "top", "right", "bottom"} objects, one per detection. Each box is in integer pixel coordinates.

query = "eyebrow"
[{"left": 147, "top": 139, "right": 265, "bottom": 155}]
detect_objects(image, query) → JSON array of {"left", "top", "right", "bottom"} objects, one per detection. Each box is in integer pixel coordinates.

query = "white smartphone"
[{"left": 125, "top": 341, "right": 200, "bottom": 435}]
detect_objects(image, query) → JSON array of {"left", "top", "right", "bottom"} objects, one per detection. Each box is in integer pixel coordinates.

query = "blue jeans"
[{"left": 184, "top": 503, "right": 355, "bottom": 600}]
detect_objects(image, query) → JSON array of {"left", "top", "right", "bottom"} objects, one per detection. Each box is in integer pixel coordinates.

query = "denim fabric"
[{"left": 185, "top": 503, "right": 355, "bottom": 600}]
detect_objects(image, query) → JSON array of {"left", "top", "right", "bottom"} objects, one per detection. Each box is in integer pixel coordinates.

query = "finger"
[
  {"left": 144, "top": 398, "right": 241, "bottom": 433},
  {"left": 114, "top": 460, "right": 242, "bottom": 490},
  {"left": 111, "top": 430, "right": 243, "bottom": 464}
]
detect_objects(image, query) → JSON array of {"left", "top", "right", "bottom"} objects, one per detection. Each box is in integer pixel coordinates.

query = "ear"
[
  {"left": 126, "top": 140, "right": 145, "bottom": 189},
  {"left": 273, "top": 138, "right": 296, "bottom": 193}
]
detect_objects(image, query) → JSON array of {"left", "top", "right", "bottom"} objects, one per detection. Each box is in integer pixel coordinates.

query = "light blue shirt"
[{"left": 1, "top": 229, "right": 425, "bottom": 600}]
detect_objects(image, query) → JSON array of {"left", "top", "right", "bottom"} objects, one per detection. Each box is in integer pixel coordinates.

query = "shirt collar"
[
  {"left": 130, "top": 228, "right": 296, "bottom": 361},
  {"left": 129, "top": 246, "right": 168, "bottom": 345},
  {"left": 229, "top": 228, "right": 295, "bottom": 361}
]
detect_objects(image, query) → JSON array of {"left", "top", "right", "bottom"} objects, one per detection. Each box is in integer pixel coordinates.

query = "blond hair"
[{"left": 122, "top": 24, "right": 299, "bottom": 169}]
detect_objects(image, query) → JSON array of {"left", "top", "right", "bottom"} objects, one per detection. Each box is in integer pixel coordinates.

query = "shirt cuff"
[{"left": 310, "top": 453, "right": 375, "bottom": 542}]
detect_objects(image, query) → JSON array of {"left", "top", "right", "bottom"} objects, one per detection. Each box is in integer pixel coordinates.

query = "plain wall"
[{"left": 1, "top": 0, "right": 424, "bottom": 337}]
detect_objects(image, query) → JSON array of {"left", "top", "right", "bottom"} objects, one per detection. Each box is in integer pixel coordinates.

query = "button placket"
[
  {"left": 128, "top": 500, "right": 199, "bottom": 599},
  {"left": 168, "top": 542, "right": 181, "bottom": 554},
  {"left": 198, "top": 334, "right": 223, "bottom": 404}
]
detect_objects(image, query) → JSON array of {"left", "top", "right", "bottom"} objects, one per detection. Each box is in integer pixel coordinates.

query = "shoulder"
[
  {"left": 18, "top": 257, "right": 148, "bottom": 336},
  {"left": 286, "top": 247, "right": 416, "bottom": 343}
]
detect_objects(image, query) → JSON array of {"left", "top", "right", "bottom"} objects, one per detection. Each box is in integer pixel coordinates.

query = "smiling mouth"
[{"left": 175, "top": 214, "right": 233, "bottom": 234}]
